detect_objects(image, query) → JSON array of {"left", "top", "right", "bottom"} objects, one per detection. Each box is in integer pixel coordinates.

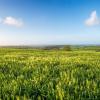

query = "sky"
[{"left": 0, "top": 0, "right": 100, "bottom": 45}]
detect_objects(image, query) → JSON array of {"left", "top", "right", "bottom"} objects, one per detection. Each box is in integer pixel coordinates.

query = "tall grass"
[{"left": 0, "top": 48, "right": 100, "bottom": 100}]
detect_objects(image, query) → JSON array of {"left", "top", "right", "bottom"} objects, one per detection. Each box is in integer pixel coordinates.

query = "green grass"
[{"left": 0, "top": 48, "right": 100, "bottom": 100}]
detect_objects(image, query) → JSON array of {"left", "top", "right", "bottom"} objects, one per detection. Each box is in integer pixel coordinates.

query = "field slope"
[{"left": 0, "top": 48, "right": 100, "bottom": 100}]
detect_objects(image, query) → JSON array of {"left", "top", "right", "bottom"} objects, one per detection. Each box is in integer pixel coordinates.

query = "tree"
[{"left": 63, "top": 45, "right": 72, "bottom": 51}]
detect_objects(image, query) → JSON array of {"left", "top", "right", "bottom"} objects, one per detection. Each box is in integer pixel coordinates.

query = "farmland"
[{"left": 0, "top": 47, "right": 100, "bottom": 100}]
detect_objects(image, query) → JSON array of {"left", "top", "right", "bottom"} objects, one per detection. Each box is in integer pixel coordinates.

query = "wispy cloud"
[
  {"left": 1, "top": 16, "right": 23, "bottom": 27},
  {"left": 85, "top": 10, "right": 100, "bottom": 26}
]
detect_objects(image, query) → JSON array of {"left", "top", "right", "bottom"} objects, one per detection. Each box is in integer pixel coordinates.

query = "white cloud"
[
  {"left": 1, "top": 16, "right": 23, "bottom": 27},
  {"left": 85, "top": 10, "right": 100, "bottom": 26}
]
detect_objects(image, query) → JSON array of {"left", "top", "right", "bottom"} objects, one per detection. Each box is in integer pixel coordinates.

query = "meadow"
[{"left": 0, "top": 47, "right": 100, "bottom": 100}]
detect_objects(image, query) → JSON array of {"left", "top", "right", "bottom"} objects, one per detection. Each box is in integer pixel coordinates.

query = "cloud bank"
[{"left": 85, "top": 10, "right": 100, "bottom": 26}]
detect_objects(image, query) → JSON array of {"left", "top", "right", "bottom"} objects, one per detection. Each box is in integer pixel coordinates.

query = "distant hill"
[{"left": 0, "top": 45, "right": 100, "bottom": 52}]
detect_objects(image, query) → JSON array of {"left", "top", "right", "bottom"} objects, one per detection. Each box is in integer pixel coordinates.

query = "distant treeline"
[
  {"left": 0, "top": 45, "right": 100, "bottom": 51},
  {"left": 42, "top": 45, "right": 72, "bottom": 51}
]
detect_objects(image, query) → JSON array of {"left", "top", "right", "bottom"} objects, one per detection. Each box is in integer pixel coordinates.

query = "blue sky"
[{"left": 0, "top": 0, "right": 100, "bottom": 45}]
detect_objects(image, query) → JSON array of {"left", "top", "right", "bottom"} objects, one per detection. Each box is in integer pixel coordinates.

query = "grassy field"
[{"left": 0, "top": 48, "right": 100, "bottom": 100}]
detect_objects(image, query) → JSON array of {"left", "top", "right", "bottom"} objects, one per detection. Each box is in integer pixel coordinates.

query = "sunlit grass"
[{"left": 0, "top": 48, "right": 100, "bottom": 100}]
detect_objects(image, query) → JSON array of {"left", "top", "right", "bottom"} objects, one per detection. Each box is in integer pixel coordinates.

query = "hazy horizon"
[{"left": 0, "top": 0, "right": 100, "bottom": 45}]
